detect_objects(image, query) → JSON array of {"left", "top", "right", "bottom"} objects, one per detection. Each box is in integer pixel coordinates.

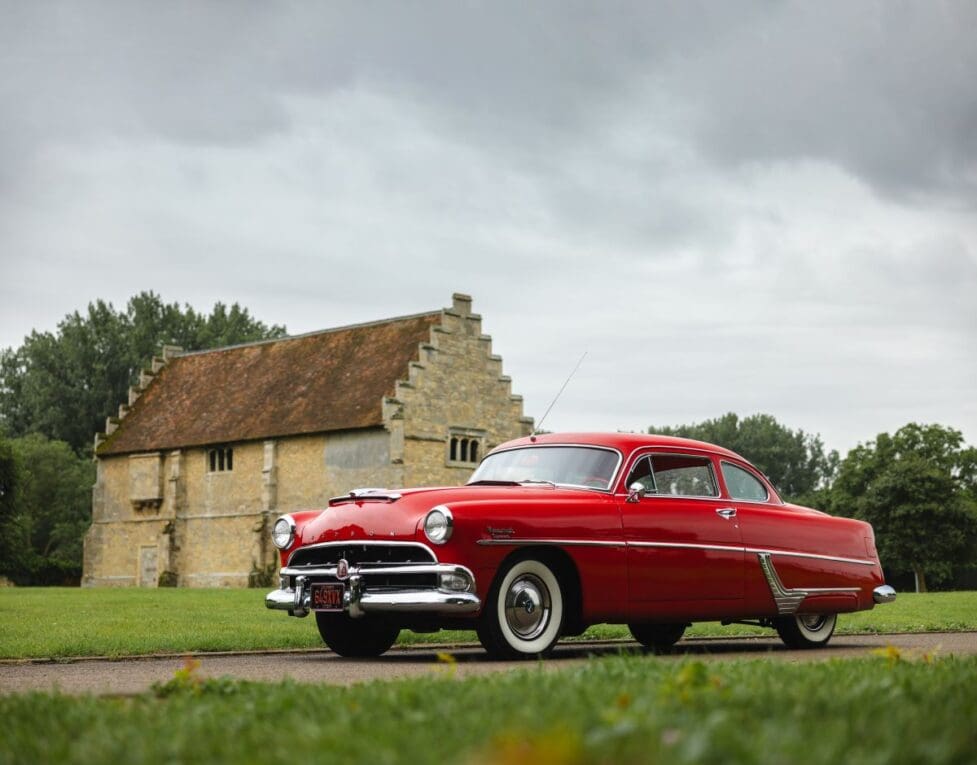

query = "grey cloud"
[
  {"left": 5, "top": 2, "right": 974, "bottom": 204},
  {"left": 1, "top": 2, "right": 975, "bottom": 453},
  {"left": 0, "top": 3, "right": 755, "bottom": 182},
  {"left": 666, "top": 2, "right": 977, "bottom": 201}
]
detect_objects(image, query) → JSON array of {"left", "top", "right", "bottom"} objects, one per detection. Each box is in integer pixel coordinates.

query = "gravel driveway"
[{"left": 2, "top": 632, "right": 974, "bottom": 696}]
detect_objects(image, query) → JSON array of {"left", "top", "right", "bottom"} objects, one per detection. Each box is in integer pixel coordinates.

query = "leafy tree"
[
  {"left": 831, "top": 423, "right": 977, "bottom": 592},
  {"left": 0, "top": 435, "right": 16, "bottom": 576},
  {"left": 0, "top": 292, "right": 286, "bottom": 455},
  {"left": 0, "top": 434, "right": 95, "bottom": 585},
  {"left": 649, "top": 412, "right": 837, "bottom": 502}
]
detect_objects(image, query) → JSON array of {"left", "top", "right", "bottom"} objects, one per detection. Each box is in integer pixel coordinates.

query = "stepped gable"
[{"left": 96, "top": 311, "right": 443, "bottom": 456}]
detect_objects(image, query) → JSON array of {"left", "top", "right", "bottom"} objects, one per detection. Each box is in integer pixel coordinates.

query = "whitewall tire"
[
  {"left": 477, "top": 556, "right": 564, "bottom": 659},
  {"left": 775, "top": 613, "right": 837, "bottom": 649}
]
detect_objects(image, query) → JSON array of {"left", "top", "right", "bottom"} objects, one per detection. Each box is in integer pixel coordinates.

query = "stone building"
[{"left": 82, "top": 294, "right": 532, "bottom": 588}]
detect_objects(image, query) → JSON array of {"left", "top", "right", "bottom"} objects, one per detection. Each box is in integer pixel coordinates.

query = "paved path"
[{"left": 2, "top": 632, "right": 975, "bottom": 696}]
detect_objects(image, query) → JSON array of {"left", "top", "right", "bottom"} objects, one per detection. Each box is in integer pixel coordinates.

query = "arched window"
[
  {"left": 207, "top": 446, "right": 234, "bottom": 473},
  {"left": 446, "top": 429, "right": 485, "bottom": 467}
]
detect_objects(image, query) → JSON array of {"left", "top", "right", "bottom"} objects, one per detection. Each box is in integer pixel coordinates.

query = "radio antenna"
[{"left": 533, "top": 351, "right": 587, "bottom": 436}]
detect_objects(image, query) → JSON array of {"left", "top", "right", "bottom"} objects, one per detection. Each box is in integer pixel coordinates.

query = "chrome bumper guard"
[
  {"left": 873, "top": 585, "right": 897, "bottom": 604},
  {"left": 265, "top": 562, "right": 480, "bottom": 619}
]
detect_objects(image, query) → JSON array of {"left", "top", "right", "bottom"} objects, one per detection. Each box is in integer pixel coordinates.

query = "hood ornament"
[{"left": 328, "top": 488, "right": 403, "bottom": 506}]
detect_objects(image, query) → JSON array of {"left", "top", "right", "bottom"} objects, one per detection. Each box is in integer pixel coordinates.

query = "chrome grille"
[{"left": 288, "top": 542, "right": 436, "bottom": 568}]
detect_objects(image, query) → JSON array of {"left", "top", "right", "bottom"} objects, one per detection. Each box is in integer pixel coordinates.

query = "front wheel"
[
  {"left": 315, "top": 613, "right": 400, "bottom": 657},
  {"left": 775, "top": 613, "right": 837, "bottom": 649},
  {"left": 477, "top": 556, "right": 564, "bottom": 659},
  {"left": 628, "top": 622, "right": 686, "bottom": 653}
]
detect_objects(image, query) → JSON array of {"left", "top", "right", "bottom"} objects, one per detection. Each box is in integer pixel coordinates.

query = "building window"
[
  {"left": 208, "top": 446, "right": 234, "bottom": 473},
  {"left": 447, "top": 429, "right": 485, "bottom": 468}
]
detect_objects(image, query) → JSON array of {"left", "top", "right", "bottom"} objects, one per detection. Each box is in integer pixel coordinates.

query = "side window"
[
  {"left": 625, "top": 456, "right": 657, "bottom": 493},
  {"left": 627, "top": 454, "right": 718, "bottom": 497},
  {"left": 651, "top": 455, "right": 718, "bottom": 497},
  {"left": 722, "top": 462, "right": 769, "bottom": 502}
]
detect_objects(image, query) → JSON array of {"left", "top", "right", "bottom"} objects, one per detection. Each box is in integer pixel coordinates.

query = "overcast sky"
[{"left": 1, "top": 1, "right": 974, "bottom": 455}]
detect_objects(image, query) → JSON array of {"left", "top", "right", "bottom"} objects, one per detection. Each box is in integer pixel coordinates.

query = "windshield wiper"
[{"left": 518, "top": 479, "right": 557, "bottom": 488}]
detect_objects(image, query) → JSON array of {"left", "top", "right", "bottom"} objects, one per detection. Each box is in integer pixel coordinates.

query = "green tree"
[
  {"left": 649, "top": 412, "right": 837, "bottom": 502},
  {"left": 831, "top": 423, "right": 977, "bottom": 592},
  {"left": 0, "top": 435, "right": 16, "bottom": 575},
  {"left": 0, "top": 434, "right": 95, "bottom": 585},
  {"left": 0, "top": 292, "right": 286, "bottom": 455}
]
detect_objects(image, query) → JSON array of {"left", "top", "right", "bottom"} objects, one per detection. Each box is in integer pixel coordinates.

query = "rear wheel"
[
  {"left": 315, "top": 613, "right": 400, "bottom": 657},
  {"left": 775, "top": 613, "right": 837, "bottom": 649},
  {"left": 628, "top": 622, "right": 686, "bottom": 653},
  {"left": 477, "top": 555, "right": 564, "bottom": 659}
]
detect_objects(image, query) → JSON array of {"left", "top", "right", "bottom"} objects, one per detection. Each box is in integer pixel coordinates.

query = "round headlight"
[
  {"left": 272, "top": 516, "right": 295, "bottom": 549},
  {"left": 423, "top": 506, "right": 453, "bottom": 545}
]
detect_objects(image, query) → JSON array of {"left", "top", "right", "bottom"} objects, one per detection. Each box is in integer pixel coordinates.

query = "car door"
[{"left": 621, "top": 450, "right": 744, "bottom": 610}]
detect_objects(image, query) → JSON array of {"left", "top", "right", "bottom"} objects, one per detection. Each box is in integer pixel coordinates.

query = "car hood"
[{"left": 295, "top": 484, "right": 608, "bottom": 546}]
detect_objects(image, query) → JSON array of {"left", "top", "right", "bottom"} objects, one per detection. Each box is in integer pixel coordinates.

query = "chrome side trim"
[
  {"left": 286, "top": 540, "right": 438, "bottom": 566},
  {"left": 745, "top": 547, "right": 875, "bottom": 567},
  {"left": 474, "top": 538, "right": 876, "bottom": 566},
  {"left": 476, "top": 538, "right": 626, "bottom": 548},
  {"left": 873, "top": 585, "right": 897, "bottom": 604},
  {"left": 758, "top": 553, "right": 807, "bottom": 614},
  {"left": 757, "top": 552, "right": 860, "bottom": 615},
  {"left": 628, "top": 541, "right": 744, "bottom": 554}
]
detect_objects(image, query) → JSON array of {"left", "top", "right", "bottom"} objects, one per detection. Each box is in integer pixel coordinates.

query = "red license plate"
[{"left": 311, "top": 583, "right": 344, "bottom": 611}]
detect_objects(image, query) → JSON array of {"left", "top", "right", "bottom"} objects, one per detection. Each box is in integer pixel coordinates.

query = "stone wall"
[
  {"left": 176, "top": 442, "right": 265, "bottom": 587},
  {"left": 394, "top": 294, "right": 533, "bottom": 487},
  {"left": 83, "top": 431, "right": 410, "bottom": 587},
  {"left": 83, "top": 453, "right": 175, "bottom": 587}
]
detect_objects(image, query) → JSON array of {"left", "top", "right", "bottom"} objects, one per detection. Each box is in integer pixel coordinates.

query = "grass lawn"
[
  {"left": 0, "top": 588, "right": 974, "bottom": 660},
  {"left": 2, "top": 654, "right": 975, "bottom": 764}
]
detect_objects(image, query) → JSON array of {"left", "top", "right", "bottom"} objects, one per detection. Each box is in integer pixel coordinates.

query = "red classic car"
[{"left": 266, "top": 432, "right": 895, "bottom": 658}]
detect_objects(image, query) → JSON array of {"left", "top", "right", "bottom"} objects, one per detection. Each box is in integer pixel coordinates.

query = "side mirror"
[{"left": 626, "top": 482, "right": 646, "bottom": 504}]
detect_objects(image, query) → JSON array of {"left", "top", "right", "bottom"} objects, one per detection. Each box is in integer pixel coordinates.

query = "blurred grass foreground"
[{"left": 1, "top": 654, "right": 975, "bottom": 765}]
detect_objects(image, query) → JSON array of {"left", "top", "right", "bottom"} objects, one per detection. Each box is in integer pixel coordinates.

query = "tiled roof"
[{"left": 97, "top": 311, "right": 443, "bottom": 456}]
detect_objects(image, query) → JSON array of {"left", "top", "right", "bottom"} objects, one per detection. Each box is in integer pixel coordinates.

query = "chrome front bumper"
[
  {"left": 873, "top": 585, "right": 897, "bottom": 604},
  {"left": 265, "top": 563, "right": 481, "bottom": 619}
]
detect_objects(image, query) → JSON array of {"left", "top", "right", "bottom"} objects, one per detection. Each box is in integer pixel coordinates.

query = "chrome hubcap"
[
  {"left": 504, "top": 574, "right": 551, "bottom": 640},
  {"left": 799, "top": 614, "right": 827, "bottom": 631}
]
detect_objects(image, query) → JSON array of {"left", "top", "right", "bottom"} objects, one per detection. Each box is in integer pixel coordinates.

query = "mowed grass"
[
  {"left": 2, "top": 655, "right": 975, "bottom": 765},
  {"left": 0, "top": 588, "right": 974, "bottom": 660}
]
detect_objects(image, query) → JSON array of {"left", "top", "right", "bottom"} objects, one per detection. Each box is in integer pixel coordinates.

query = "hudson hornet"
[{"left": 266, "top": 432, "right": 896, "bottom": 658}]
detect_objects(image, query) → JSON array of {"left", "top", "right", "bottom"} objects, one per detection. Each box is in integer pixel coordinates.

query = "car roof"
[{"left": 494, "top": 432, "right": 749, "bottom": 463}]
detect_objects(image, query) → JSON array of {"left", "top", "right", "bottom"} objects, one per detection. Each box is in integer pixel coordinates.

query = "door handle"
[{"left": 716, "top": 507, "right": 737, "bottom": 519}]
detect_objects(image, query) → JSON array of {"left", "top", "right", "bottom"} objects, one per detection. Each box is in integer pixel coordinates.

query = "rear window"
[{"left": 721, "top": 462, "right": 769, "bottom": 502}]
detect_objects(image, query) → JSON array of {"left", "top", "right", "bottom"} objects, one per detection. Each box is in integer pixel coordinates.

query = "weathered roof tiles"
[{"left": 96, "top": 310, "right": 443, "bottom": 456}]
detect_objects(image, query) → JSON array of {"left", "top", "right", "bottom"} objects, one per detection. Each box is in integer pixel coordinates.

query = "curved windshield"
[{"left": 468, "top": 446, "right": 620, "bottom": 490}]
